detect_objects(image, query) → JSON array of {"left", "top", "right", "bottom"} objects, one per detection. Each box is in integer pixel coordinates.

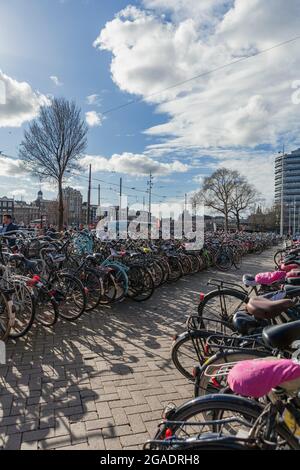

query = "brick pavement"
[{"left": 0, "top": 250, "right": 274, "bottom": 450}]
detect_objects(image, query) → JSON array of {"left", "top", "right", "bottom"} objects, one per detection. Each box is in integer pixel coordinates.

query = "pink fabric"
[
  {"left": 255, "top": 271, "right": 286, "bottom": 285},
  {"left": 228, "top": 359, "right": 300, "bottom": 398},
  {"left": 281, "top": 263, "right": 299, "bottom": 272}
]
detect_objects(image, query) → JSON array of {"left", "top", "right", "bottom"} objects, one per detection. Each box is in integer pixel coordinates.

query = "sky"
[{"left": 1, "top": 0, "right": 300, "bottom": 211}]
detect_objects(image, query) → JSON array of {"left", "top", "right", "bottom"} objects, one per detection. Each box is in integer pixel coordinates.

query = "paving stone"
[
  {"left": 111, "top": 407, "right": 128, "bottom": 426},
  {"left": 38, "top": 435, "right": 72, "bottom": 450},
  {"left": 70, "top": 422, "right": 86, "bottom": 444},
  {"left": 120, "top": 432, "right": 150, "bottom": 447},
  {"left": 104, "top": 437, "right": 122, "bottom": 450},
  {"left": 23, "top": 428, "right": 53, "bottom": 442},
  {"left": 86, "top": 430, "right": 105, "bottom": 450},
  {"left": 96, "top": 402, "right": 112, "bottom": 419},
  {"left": 4, "top": 433, "right": 22, "bottom": 450}
]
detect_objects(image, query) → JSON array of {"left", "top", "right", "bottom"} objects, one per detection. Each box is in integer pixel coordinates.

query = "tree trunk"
[
  {"left": 224, "top": 207, "right": 228, "bottom": 232},
  {"left": 58, "top": 178, "right": 64, "bottom": 230},
  {"left": 236, "top": 212, "right": 240, "bottom": 231}
]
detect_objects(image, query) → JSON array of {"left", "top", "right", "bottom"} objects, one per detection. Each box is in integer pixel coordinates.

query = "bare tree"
[
  {"left": 193, "top": 168, "right": 240, "bottom": 232},
  {"left": 19, "top": 97, "right": 88, "bottom": 229},
  {"left": 229, "top": 180, "right": 258, "bottom": 230}
]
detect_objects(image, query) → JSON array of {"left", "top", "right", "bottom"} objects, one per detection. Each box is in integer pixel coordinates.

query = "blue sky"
[{"left": 1, "top": 0, "right": 300, "bottom": 210}]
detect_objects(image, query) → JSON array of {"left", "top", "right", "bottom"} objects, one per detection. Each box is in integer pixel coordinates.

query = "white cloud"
[
  {"left": 86, "top": 94, "right": 102, "bottom": 106},
  {"left": 192, "top": 174, "right": 204, "bottom": 185},
  {"left": 80, "top": 152, "right": 189, "bottom": 177},
  {"left": 8, "top": 188, "right": 28, "bottom": 198},
  {"left": 50, "top": 75, "right": 63, "bottom": 87},
  {"left": 0, "top": 71, "right": 50, "bottom": 128},
  {"left": 94, "top": 1, "right": 300, "bottom": 152},
  {"left": 0, "top": 155, "right": 27, "bottom": 177},
  {"left": 85, "top": 110, "right": 103, "bottom": 127},
  {"left": 189, "top": 148, "right": 276, "bottom": 205}
]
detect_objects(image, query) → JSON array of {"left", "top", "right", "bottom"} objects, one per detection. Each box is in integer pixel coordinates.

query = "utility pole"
[
  {"left": 147, "top": 172, "right": 154, "bottom": 240},
  {"left": 117, "top": 177, "right": 122, "bottom": 239},
  {"left": 98, "top": 184, "right": 101, "bottom": 208},
  {"left": 86, "top": 164, "right": 91, "bottom": 226},
  {"left": 119, "top": 177, "right": 122, "bottom": 216},
  {"left": 294, "top": 197, "right": 296, "bottom": 236},
  {"left": 280, "top": 144, "right": 285, "bottom": 237}
]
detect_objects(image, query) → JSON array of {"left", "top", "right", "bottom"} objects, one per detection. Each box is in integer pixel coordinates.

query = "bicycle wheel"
[
  {"left": 167, "top": 256, "right": 183, "bottom": 282},
  {"left": 9, "top": 279, "right": 35, "bottom": 339},
  {"left": 54, "top": 273, "right": 86, "bottom": 321},
  {"left": 34, "top": 289, "right": 58, "bottom": 327},
  {"left": 180, "top": 255, "right": 193, "bottom": 275},
  {"left": 198, "top": 289, "right": 248, "bottom": 329},
  {"left": 157, "top": 257, "right": 170, "bottom": 283},
  {"left": 172, "top": 329, "right": 226, "bottom": 381},
  {"left": 99, "top": 272, "right": 117, "bottom": 305},
  {"left": 108, "top": 266, "right": 127, "bottom": 303},
  {"left": 148, "top": 260, "right": 164, "bottom": 288},
  {"left": 214, "top": 249, "right": 232, "bottom": 271},
  {"left": 128, "top": 266, "right": 155, "bottom": 302},
  {"left": 81, "top": 269, "right": 102, "bottom": 312},
  {"left": 233, "top": 249, "right": 243, "bottom": 270},
  {"left": 188, "top": 254, "right": 201, "bottom": 274},
  {"left": 154, "top": 394, "right": 299, "bottom": 449},
  {"left": 0, "top": 290, "right": 12, "bottom": 341}
]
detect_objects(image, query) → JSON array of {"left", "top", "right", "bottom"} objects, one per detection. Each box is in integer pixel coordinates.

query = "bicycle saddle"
[
  {"left": 246, "top": 297, "right": 294, "bottom": 319},
  {"left": 262, "top": 320, "right": 300, "bottom": 350},
  {"left": 284, "top": 285, "right": 300, "bottom": 296},
  {"left": 85, "top": 254, "right": 97, "bottom": 264},
  {"left": 242, "top": 274, "right": 256, "bottom": 287},
  {"left": 232, "top": 311, "right": 266, "bottom": 335}
]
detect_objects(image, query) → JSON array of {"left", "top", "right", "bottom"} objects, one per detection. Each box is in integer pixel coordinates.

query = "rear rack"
[
  {"left": 202, "top": 347, "right": 271, "bottom": 378},
  {"left": 207, "top": 278, "right": 248, "bottom": 294},
  {"left": 205, "top": 333, "right": 266, "bottom": 352}
]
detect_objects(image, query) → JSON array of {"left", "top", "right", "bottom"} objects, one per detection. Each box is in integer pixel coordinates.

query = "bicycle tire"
[
  {"left": 9, "top": 280, "right": 35, "bottom": 339},
  {"left": 172, "top": 329, "right": 226, "bottom": 381},
  {"left": 154, "top": 393, "right": 299, "bottom": 449},
  {"left": 0, "top": 290, "right": 12, "bottom": 341},
  {"left": 55, "top": 273, "right": 86, "bottom": 321},
  {"left": 197, "top": 288, "right": 248, "bottom": 327}
]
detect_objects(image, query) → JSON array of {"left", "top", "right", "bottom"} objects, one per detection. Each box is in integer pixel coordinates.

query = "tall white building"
[{"left": 275, "top": 148, "right": 300, "bottom": 234}]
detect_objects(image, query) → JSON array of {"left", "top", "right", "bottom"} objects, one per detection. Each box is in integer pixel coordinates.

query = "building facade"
[
  {"left": 275, "top": 148, "right": 300, "bottom": 234},
  {"left": 35, "top": 190, "right": 58, "bottom": 226},
  {"left": 0, "top": 197, "right": 14, "bottom": 220},
  {"left": 62, "top": 187, "right": 83, "bottom": 226},
  {"left": 82, "top": 203, "right": 98, "bottom": 225},
  {"left": 14, "top": 201, "right": 40, "bottom": 226}
]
